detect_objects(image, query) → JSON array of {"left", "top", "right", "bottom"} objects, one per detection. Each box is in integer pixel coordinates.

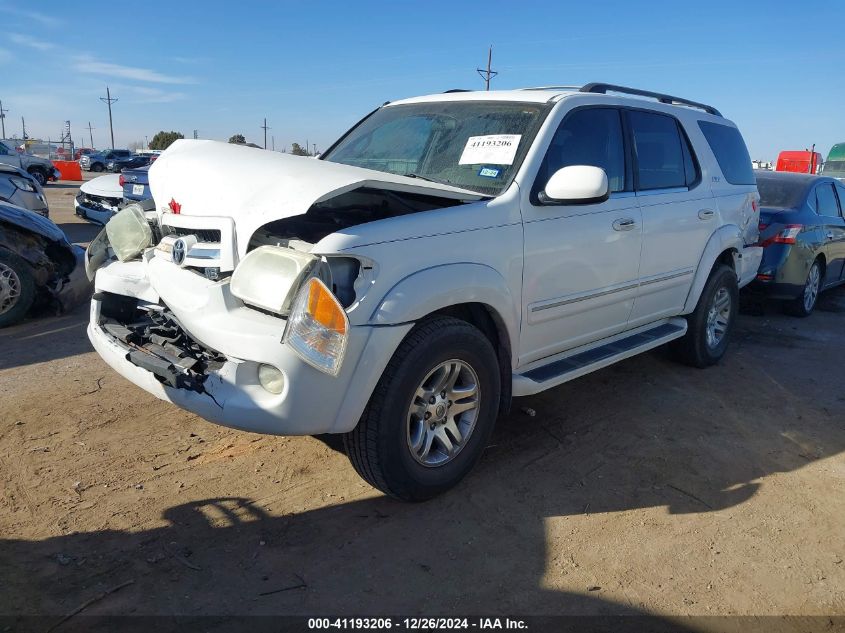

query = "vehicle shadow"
[
  {"left": 0, "top": 302, "right": 92, "bottom": 370},
  {"left": 2, "top": 309, "right": 844, "bottom": 630}
]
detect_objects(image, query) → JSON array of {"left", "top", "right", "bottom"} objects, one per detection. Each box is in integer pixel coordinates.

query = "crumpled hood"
[
  {"left": 80, "top": 174, "right": 122, "bottom": 198},
  {"left": 148, "top": 140, "right": 482, "bottom": 225},
  {"left": 0, "top": 200, "right": 68, "bottom": 243}
]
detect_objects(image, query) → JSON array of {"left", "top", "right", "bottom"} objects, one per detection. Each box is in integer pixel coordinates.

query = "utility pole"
[
  {"left": 86, "top": 121, "right": 95, "bottom": 148},
  {"left": 144, "top": 135, "right": 148, "bottom": 149},
  {"left": 476, "top": 45, "right": 498, "bottom": 91},
  {"left": 312, "top": 143, "right": 317, "bottom": 156},
  {"left": 193, "top": 129, "right": 198, "bottom": 139},
  {"left": 0, "top": 100, "right": 7, "bottom": 139},
  {"left": 100, "top": 86, "right": 118, "bottom": 149},
  {"left": 261, "top": 118, "right": 270, "bottom": 150},
  {"left": 21, "top": 116, "right": 27, "bottom": 139},
  {"left": 271, "top": 135, "right": 275, "bottom": 151}
]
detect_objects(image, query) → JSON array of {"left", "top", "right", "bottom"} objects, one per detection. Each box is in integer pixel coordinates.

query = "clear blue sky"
[{"left": 1, "top": 0, "right": 842, "bottom": 160}]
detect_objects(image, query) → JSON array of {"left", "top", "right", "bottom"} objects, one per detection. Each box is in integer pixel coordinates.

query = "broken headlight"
[
  {"left": 10, "top": 177, "right": 36, "bottom": 192},
  {"left": 230, "top": 245, "right": 325, "bottom": 316},
  {"left": 106, "top": 204, "right": 153, "bottom": 262}
]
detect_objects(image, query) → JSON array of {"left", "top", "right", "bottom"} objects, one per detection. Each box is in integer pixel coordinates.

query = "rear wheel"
[
  {"left": 91, "top": 163, "right": 104, "bottom": 173},
  {"left": 672, "top": 264, "right": 738, "bottom": 368},
  {"left": 0, "top": 251, "right": 36, "bottom": 328},
  {"left": 343, "top": 316, "right": 500, "bottom": 501},
  {"left": 784, "top": 259, "right": 821, "bottom": 318}
]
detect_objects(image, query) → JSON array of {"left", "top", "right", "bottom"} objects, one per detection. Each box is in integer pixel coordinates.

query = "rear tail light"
[
  {"left": 759, "top": 224, "right": 802, "bottom": 247},
  {"left": 119, "top": 174, "right": 125, "bottom": 186}
]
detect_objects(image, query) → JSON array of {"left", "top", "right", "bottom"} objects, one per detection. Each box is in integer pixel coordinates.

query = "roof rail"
[{"left": 579, "top": 83, "right": 722, "bottom": 117}]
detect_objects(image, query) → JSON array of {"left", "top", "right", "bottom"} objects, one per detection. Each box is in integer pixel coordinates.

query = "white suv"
[{"left": 86, "top": 83, "right": 762, "bottom": 500}]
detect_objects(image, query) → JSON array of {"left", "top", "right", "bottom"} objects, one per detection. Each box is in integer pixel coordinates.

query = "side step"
[{"left": 512, "top": 318, "right": 687, "bottom": 397}]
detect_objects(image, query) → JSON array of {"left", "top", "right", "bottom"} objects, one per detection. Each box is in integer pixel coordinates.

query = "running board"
[{"left": 512, "top": 318, "right": 688, "bottom": 397}]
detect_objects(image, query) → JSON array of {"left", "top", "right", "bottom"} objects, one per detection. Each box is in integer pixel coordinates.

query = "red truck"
[{"left": 776, "top": 150, "right": 822, "bottom": 174}]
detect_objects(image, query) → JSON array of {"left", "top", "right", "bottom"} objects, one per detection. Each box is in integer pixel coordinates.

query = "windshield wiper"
[{"left": 404, "top": 172, "right": 439, "bottom": 183}]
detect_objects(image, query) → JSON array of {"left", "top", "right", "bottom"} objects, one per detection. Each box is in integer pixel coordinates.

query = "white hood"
[
  {"left": 149, "top": 140, "right": 482, "bottom": 225},
  {"left": 80, "top": 174, "right": 122, "bottom": 198}
]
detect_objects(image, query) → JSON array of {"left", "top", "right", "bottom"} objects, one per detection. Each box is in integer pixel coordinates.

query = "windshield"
[
  {"left": 322, "top": 101, "right": 551, "bottom": 196},
  {"left": 756, "top": 175, "right": 807, "bottom": 209},
  {"left": 822, "top": 160, "right": 845, "bottom": 177}
]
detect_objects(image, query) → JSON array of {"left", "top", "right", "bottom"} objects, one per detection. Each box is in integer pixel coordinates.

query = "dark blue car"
[{"left": 121, "top": 165, "right": 152, "bottom": 202}]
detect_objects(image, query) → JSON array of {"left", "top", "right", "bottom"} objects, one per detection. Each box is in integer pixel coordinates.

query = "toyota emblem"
[{"left": 172, "top": 238, "right": 187, "bottom": 266}]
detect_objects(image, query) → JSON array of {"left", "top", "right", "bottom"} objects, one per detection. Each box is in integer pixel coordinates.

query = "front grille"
[{"left": 162, "top": 226, "right": 221, "bottom": 242}]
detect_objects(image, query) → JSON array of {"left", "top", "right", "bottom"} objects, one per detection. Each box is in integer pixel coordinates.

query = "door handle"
[
  {"left": 698, "top": 209, "right": 716, "bottom": 220},
  {"left": 612, "top": 218, "right": 637, "bottom": 231}
]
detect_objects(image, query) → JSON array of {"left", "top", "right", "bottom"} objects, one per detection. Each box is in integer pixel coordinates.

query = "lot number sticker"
[{"left": 459, "top": 134, "right": 521, "bottom": 165}]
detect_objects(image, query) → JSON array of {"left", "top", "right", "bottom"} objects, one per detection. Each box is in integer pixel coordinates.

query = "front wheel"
[
  {"left": 27, "top": 169, "right": 47, "bottom": 186},
  {"left": 784, "top": 259, "right": 821, "bottom": 318},
  {"left": 91, "top": 163, "right": 104, "bottom": 173},
  {"left": 0, "top": 251, "right": 36, "bottom": 328},
  {"left": 343, "top": 316, "right": 500, "bottom": 501},
  {"left": 672, "top": 264, "right": 739, "bottom": 368}
]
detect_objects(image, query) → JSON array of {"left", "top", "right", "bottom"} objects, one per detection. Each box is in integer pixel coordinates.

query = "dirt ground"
[{"left": 1, "top": 177, "right": 844, "bottom": 629}]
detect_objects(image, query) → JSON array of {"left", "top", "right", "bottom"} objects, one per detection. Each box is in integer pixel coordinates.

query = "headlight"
[
  {"left": 9, "top": 177, "right": 35, "bottom": 192},
  {"left": 284, "top": 277, "right": 348, "bottom": 376},
  {"left": 107, "top": 162, "right": 115, "bottom": 170},
  {"left": 105, "top": 204, "right": 152, "bottom": 261},
  {"left": 230, "top": 246, "right": 323, "bottom": 315}
]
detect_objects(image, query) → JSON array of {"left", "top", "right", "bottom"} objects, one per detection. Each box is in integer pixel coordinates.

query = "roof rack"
[
  {"left": 443, "top": 88, "right": 472, "bottom": 93},
  {"left": 579, "top": 83, "right": 722, "bottom": 117}
]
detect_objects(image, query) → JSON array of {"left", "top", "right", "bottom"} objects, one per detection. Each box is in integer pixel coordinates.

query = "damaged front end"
[{"left": 98, "top": 292, "right": 224, "bottom": 394}]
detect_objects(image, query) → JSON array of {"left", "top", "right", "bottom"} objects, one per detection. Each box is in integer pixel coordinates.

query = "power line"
[
  {"left": 100, "top": 86, "right": 118, "bottom": 149},
  {"left": 476, "top": 45, "right": 498, "bottom": 91},
  {"left": 0, "top": 100, "right": 8, "bottom": 139},
  {"left": 261, "top": 118, "right": 270, "bottom": 150}
]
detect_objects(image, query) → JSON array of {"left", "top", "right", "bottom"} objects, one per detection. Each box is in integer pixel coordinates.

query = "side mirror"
[{"left": 539, "top": 165, "right": 610, "bottom": 205}]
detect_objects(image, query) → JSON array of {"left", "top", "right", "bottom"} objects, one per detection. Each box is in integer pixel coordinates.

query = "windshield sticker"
[
  {"left": 459, "top": 134, "right": 521, "bottom": 165},
  {"left": 478, "top": 166, "right": 501, "bottom": 178}
]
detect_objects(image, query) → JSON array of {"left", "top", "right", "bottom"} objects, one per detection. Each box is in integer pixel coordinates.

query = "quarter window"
[
  {"left": 629, "top": 110, "right": 695, "bottom": 190},
  {"left": 815, "top": 183, "right": 841, "bottom": 216},
  {"left": 535, "top": 108, "right": 626, "bottom": 197},
  {"left": 698, "top": 121, "right": 755, "bottom": 185}
]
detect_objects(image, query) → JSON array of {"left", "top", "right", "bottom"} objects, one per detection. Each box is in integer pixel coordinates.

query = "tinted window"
[
  {"left": 536, "top": 108, "right": 626, "bottom": 195},
  {"left": 629, "top": 110, "right": 688, "bottom": 190},
  {"left": 755, "top": 176, "right": 807, "bottom": 209},
  {"left": 815, "top": 183, "right": 841, "bottom": 216},
  {"left": 837, "top": 183, "right": 845, "bottom": 210},
  {"left": 698, "top": 121, "right": 755, "bottom": 185}
]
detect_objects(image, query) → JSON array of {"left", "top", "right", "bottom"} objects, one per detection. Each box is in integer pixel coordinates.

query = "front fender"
[
  {"left": 369, "top": 262, "right": 519, "bottom": 353},
  {"left": 682, "top": 225, "right": 744, "bottom": 314}
]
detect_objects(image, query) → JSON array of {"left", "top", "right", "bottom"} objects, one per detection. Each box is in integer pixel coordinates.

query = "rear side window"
[
  {"left": 698, "top": 121, "right": 755, "bottom": 185},
  {"left": 535, "top": 108, "right": 626, "bottom": 195},
  {"left": 629, "top": 110, "right": 697, "bottom": 190},
  {"left": 815, "top": 183, "right": 841, "bottom": 216}
]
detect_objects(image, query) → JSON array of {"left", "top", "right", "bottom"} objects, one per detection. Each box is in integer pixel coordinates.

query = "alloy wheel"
[
  {"left": 804, "top": 263, "right": 820, "bottom": 313},
  {"left": 406, "top": 359, "right": 480, "bottom": 467},
  {"left": 0, "top": 262, "right": 22, "bottom": 316},
  {"left": 705, "top": 287, "right": 731, "bottom": 349}
]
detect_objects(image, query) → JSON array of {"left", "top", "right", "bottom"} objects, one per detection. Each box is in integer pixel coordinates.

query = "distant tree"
[
  {"left": 290, "top": 142, "right": 310, "bottom": 156},
  {"left": 148, "top": 131, "right": 184, "bottom": 151},
  {"left": 228, "top": 134, "right": 246, "bottom": 144}
]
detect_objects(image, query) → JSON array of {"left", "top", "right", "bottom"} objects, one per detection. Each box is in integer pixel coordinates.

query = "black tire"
[
  {"left": 27, "top": 168, "right": 47, "bottom": 186},
  {"left": 343, "top": 316, "right": 500, "bottom": 501},
  {"left": 671, "top": 264, "right": 739, "bottom": 368},
  {"left": 0, "top": 250, "right": 36, "bottom": 328},
  {"left": 91, "top": 163, "right": 104, "bottom": 173},
  {"left": 783, "top": 259, "right": 822, "bottom": 318}
]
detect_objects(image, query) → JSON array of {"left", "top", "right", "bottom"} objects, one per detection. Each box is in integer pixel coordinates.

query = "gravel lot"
[{"left": 1, "top": 177, "right": 844, "bottom": 628}]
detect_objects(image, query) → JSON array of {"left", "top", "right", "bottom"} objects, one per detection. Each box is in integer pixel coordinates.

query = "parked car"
[
  {"left": 0, "top": 140, "right": 61, "bottom": 186},
  {"left": 74, "top": 147, "right": 96, "bottom": 161},
  {"left": 821, "top": 142, "right": 845, "bottom": 181},
  {"left": 750, "top": 171, "right": 845, "bottom": 316},
  {"left": 0, "top": 164, "right": 49, "bottom": 217},
  {"left": 121, "top": 165, "right": 152, "bottom": 202},
  {"left": 0, "top": 201, "right": 90, "bottom": 327},
  {"left": 80, "top": 149, "right": 133, "bottom": 172},
  {"left": 776, "top": 150, "right": 822, "bottom": 174},
  {"left": 74, "top": 174, "right": 123, "bottom": 224},
  {"left": 106, "top": 154, "right": 151, "bottom": 173},
  {"left": 85, "top": 83, "right": 761, "bottom": 500}
]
